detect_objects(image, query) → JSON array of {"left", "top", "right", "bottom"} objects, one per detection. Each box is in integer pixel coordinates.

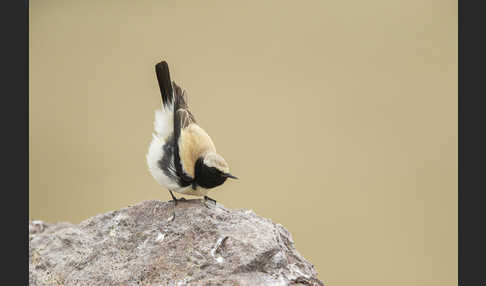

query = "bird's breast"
[{"left": 178, "top": 124, "right": 216, "bottom": 178}]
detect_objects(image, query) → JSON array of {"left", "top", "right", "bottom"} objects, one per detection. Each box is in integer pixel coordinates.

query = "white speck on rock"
[
  {"left": 109, "top": 227, "right": 116, "bottom": 237},
  {"left": 176, "top": 277, "right": 190, "bottom": 286},
  {"left": 113, "top": 213, "right": 129, "bottom": 224},
  {"left": 137, "top": 238, "right": 148, "bottom": 250},
  {"left": 211, "top": 237, "right": 225, "bottom": 263},
  {"left": 288, "top": 263, "right": 310, "bottom": 281},
  {"left": 167, "top": 213, "right": 175, "bottom": 222},
  {"left": 155, "top": 232, "right": 165, "bottom": 243}
]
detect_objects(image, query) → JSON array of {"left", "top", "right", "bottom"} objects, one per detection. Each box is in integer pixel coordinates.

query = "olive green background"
[{"left": 29, "top": 1, "right": 457, "bottom": 285}]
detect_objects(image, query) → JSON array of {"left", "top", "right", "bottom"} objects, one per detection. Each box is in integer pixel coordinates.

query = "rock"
[{"left": 29, "top": 199, "right": 324, "bottom": 286}]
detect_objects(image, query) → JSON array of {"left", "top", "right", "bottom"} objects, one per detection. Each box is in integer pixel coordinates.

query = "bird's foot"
[
  {"left": 168, "top": 191, "right": 186, "bottom": 206},
  {"left": 203, "top": 196, "right": 217, "bottom": 208},
  {"left": 169, "top": 197, "right": 186, "bottom": 206}
]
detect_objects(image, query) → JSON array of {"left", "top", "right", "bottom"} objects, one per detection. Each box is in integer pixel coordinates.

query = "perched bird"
[{"left": 146, "top": 61, "right": 237, "bottom": 205}]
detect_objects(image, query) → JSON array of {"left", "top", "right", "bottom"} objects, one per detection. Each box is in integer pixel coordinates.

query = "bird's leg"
[
  {"left": 168, "top": 190, "right": 185, "bottom": 206},
  {"left": 204, "top": 195, "right": 216, "bottom": 203},
  {"left": 169, "top": 190, "right": 177, "bottom": 204},
  {"left": 203, "top": 195, "right": 217, "bottom": 208}
]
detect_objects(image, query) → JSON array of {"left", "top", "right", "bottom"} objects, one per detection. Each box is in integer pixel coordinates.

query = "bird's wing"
[
  {"left": 173, "top": 82, "right": 196, "bottom": 132},
  {"left": 172, "top": 81, "right": 198, "bottom": 185},
  {"left": 154, "top": 61, "right": 214, "bottom": 185}
]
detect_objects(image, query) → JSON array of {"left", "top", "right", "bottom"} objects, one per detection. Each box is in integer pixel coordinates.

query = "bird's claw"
[
  {"left": 168, "top": 191, "right": 186, "bottom": 206},
  {"left": 203, "top": 196, "right": 217, "bottom": 208}
]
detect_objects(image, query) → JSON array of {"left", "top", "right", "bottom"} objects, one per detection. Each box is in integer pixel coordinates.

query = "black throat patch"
[{"left": 194, "top": 157, "right": 228, "bottom": 189}]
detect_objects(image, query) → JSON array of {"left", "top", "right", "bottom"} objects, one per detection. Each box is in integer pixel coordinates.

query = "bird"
[{"left": 146, "top": 61, "right": 237, "bottom": 206}]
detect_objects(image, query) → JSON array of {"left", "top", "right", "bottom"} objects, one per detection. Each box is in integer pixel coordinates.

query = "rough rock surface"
[{"left": 29, "top": 199, "right": 324, "bottom": 286}]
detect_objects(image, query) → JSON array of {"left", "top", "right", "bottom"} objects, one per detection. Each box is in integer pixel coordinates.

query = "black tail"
[{"left": 155, "top": 61, "right": 173, "bottom": 107}]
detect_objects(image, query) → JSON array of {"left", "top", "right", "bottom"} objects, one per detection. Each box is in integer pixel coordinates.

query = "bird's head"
[{"left": 194, "top": 151, "right": 237, "bottom": 189}]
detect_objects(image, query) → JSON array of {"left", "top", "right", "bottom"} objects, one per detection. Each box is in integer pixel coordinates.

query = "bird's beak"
[{"left": 223, "top": 173, "right": 238, "bottom": 179}]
